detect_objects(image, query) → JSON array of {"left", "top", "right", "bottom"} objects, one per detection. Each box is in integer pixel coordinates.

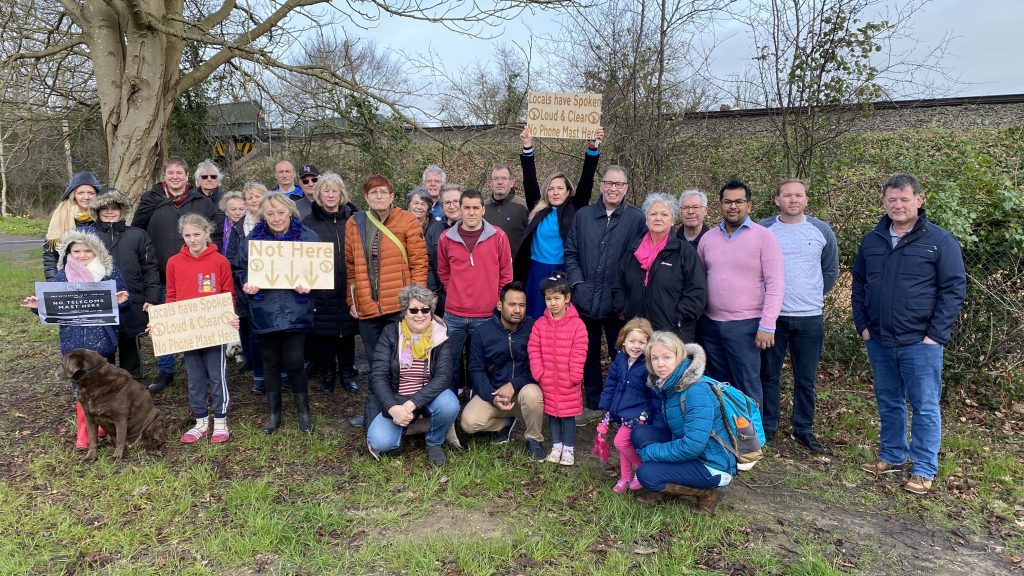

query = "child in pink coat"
[{"left": 528, "top": 272, "right": 588, "bottom": 465}]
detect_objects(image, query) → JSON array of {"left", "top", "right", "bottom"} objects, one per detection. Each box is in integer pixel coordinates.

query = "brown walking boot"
[{"left": 662, "top": 484, "right": 725, "bottom": 514}]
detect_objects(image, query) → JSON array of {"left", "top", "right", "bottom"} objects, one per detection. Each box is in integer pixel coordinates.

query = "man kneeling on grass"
[{"left": 461, "top": 281, "right": 547, "bottom": 461}]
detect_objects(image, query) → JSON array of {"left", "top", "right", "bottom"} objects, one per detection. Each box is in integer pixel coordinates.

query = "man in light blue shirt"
[{"left": 759, "top": 179, "right": 839, "bottom": 454}]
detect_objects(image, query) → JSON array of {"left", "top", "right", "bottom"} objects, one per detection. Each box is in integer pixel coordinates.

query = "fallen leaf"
[{"left": 633, "top": 546, "right": 658, "bottom": 555}]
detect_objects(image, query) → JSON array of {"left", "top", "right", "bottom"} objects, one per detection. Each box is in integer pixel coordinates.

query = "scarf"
[
  {"left": 633, "top": 232, "right": 669, "bottom": 286},
  {"left": 45, "top": 199, "right": 92, "bottom": 249},
  {"left": 166, "top": 183, "right": 192, "bottom": 207},
  {"left": 243, "top": 211, "right": 258, "bottom": 236},
  {"left": 655, "top": 356, "right": 692, "bottom": 395},
  {"left": 399, "top": 319, "right": 433, "bottom": 367},
  {"left": 64, "top": 256, "right": 105, "bottom": 282},
  {"left": 249, "top": 218, "right": 308, "bottom": 303}
]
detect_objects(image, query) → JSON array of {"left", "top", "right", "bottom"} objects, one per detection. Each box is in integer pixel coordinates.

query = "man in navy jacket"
[
  {"left": 852, "top": 173, "right": 966, "bottom": 496},
  {"left": 461, "top": 281, "right": 546, "bottom": 461}
]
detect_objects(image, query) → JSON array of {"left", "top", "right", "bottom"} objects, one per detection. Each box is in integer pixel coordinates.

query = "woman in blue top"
[
  {"left": 631, "top": 331, "right": 737, "bottom": 514},
  {"left": 514, "top": 126, "right": 602, "bottom": 319}
]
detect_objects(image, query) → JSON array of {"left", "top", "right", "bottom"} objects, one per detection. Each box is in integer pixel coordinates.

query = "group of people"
[{"left": 27, "top": 125, "right": 967, "bottom": 509}]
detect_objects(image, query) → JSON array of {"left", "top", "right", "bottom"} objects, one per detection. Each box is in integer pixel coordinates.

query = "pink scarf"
[
  {"left": 64, "top": 257, "right": 98, "bottom": 282},
  {"left": 633, "top": 232, "right": 669, "bottom": 286}
]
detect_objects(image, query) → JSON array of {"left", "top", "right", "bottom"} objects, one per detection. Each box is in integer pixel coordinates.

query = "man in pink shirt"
[{"left": 696, "top": 179, "right": 784, "bottom": 409}]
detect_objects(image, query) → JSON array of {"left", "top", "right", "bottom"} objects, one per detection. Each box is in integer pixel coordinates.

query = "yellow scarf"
[
  {"left": 400, "top": 319, "right": 433, "bottom": 364},
  {"left": 45, "top": 199, "right": 92, "bottom": 250}
]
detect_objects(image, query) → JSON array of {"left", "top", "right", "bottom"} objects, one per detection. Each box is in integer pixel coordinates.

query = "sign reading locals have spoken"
[
  {"left": 148, "top": 293, "right": 238, "bottom": 356},
  {"left": 247, "top": 240, "right": 335, "bottom": 290},
  {"left": 526, "top": 91, "right": 602, "bottom": 140}
]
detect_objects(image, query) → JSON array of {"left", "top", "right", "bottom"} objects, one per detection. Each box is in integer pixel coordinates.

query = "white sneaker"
[
  {"left": 559, "top": 448, "right": 575, "bottom": 466},
  {"left": 545, "top": 446, "right": 563, "bottom": 463}
]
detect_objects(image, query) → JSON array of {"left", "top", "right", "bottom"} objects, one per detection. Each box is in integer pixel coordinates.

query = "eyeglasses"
[
  {"left": 407, "top": 307, "right": 431, "bottom": 315},
  {"left": 680, "top": 205, "right": 705, "bottom": 212},
  {"left": 600, "top": 180, "right": 628, "bottom": 189},
  {"left": 720, "top": 199, "right": 750, "bottom": 207},
  {"left": 199, "top": 174, "right": 218, "bottom": 180},
  {"left": 367, "top": 189, "right": 392, "bottom": 197},
  {"left": 301, "top": 177, "right": 319, "bottom": 184},
  {"left": 442, "top": 200, "right": 460, "bottom": 206}
]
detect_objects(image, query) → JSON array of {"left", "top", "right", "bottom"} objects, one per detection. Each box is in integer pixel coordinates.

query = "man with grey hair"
[
  {"left": 852, "top": 173, "right": 966, "bottom": 495},
  {"left": 676, "top": 189, "right": 710, "bottom": 248},
  {"left": 565, "top": 163, "right": 647, "bottom": 425},
  {"left": 759, "top": 179, "right": 839, "bottom": 453},
  {"left": 422, "top": 164, "right": 447, "bottom": 220},
  {"left": 273, "top": 160, "right": 299, "bottom": 198},
  {"left": 483, "top": 163, "right": 529, "bottom": 254},
  {"left": 195, "top": 160, "right": 224, "bottom": 205}
]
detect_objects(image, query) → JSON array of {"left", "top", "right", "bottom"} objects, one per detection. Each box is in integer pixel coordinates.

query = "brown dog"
[{"left": 57, "top": 348, "right": 165, "bottom": 462}]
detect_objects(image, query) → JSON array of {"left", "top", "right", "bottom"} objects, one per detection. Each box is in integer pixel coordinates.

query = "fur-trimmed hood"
[
  {"left": 57, "top": 230, "right": 114, "bottom": 276},
  {"left": 649, "top": 343, "right": 707, "bottom": 393},
  {"left": 88, "top": 190, "right": 129, "bottom": 223}
]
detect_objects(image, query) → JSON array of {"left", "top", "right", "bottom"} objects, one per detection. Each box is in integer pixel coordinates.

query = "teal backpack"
[{"left": 697, "top": 377, "right": 766, "bottom": 471}]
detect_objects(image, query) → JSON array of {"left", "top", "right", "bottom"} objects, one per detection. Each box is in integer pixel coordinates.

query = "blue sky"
[{"left": 369, "top": 0, "right": 1023, "bottom": 110}]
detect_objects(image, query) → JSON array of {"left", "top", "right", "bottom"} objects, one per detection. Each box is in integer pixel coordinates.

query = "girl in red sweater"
[
  {"left": 528, "top": 272, "right": 588, "bottom": 465},
  {"left": 163, "top": 214, "right": 238, "bottom": 444}
]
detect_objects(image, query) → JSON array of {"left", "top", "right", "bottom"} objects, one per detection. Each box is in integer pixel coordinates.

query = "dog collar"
[{"left": 72, "top": 360, "right": 108, "bottom": 384}]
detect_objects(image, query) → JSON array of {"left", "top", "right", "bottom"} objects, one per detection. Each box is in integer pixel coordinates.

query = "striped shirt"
[{"left": 397, "top": 358, "right": 429, "bottom": 396}]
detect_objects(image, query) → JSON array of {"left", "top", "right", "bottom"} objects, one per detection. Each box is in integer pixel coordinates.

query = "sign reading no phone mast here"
[
  {"left": 148, "top": 293, "right": 239, "bottom": 356},
  {"left": 526, "top": 91, "right": 602, "bottom": 140},
  {"left": 247, "top": 240, "right": 335, "bottom": 290}
]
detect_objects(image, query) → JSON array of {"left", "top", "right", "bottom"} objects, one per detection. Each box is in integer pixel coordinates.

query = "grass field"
[
  {"left": 0, "top": 216, "right": 47, "bottom": 236},
  {"left": 0, "top": 248, "right": 1021, "bottom": 575}
]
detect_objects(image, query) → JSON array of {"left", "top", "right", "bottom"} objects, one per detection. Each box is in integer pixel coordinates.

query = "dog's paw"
[{"left": 83, "top": 450, "right": 97, "bottom": 463}]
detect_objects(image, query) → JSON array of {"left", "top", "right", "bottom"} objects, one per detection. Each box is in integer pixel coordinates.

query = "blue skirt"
[{"left": 524, "top": 260, "right": 564, "bottom": 320}]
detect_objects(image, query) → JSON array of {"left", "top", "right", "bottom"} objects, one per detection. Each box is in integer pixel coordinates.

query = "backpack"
[{"left": 703, "top": 378, "right": 765, "bottom": 471}]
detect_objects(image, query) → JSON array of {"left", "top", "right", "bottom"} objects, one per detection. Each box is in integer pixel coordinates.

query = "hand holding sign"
[{"left": 526, "top": 91, "right": 603, "bottom": 140}]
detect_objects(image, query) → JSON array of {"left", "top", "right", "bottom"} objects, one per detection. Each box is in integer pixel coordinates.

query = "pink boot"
[{"left": 75, "top": 403, "right": 89, "bottom": 450}]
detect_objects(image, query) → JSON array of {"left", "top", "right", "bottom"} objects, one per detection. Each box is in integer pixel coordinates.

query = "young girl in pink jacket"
[{"left": 528, "top": 272, "right": 588, "bottom": 465}]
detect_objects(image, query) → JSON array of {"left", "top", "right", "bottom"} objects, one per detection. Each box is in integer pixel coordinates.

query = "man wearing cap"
[{"left": 294, "top": 164, "right": 320, "bottom": 219}]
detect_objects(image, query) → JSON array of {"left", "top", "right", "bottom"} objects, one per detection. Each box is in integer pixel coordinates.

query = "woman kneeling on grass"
[
  {"left": 159, "top": 214, "right": 239, "bottom": 445},
  {"left": 365, "top": 284, "right": 458, "bottom": 466},
  {"left": 22, "top": 230, "right": 130, "bottom": 450},
  {"left": 632, "top": 331, "right": 736, "bottom": 514}
]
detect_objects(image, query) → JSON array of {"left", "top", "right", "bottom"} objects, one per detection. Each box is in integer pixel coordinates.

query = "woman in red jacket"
[
  {"left": 528, "top": 272, "right": 588, "bottom": 465},
  {"left": 163, "top": 214, "right": 238, "bottom": 445}
]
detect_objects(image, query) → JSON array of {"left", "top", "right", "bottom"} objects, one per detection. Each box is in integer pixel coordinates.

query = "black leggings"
[
  {"left": 317, "top": 335, "right": 356, "bottom": 371},
  {"left": 260, "top": 331, "right": 307, "bottom": 394}
]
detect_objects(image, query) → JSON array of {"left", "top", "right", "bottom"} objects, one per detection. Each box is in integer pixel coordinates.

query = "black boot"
[
  {"left": 339, "top": 365, "right": 359, "bottom": 392},
  {"left": 319, "top": 364, "right": 337, "bottom": 393},
  {"left": 148, "top": 372, "right": 173, "bottom": 394},
  {"left": 262, "top": 390, "right": 282, "bottom": 434},
  {"left": 294, "top": 392, "right": 313, "bottom": 433}
]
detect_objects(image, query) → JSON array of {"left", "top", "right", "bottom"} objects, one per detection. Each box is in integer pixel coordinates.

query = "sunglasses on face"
[
  {"left": 301, "top": 177, "right": 319, "bottom": 184},
  {"left": 199, "top": 174, "right": 218, "bottom": 180},
  {"left": 407, "top": 307, "right": 431, "bottom": 315}
]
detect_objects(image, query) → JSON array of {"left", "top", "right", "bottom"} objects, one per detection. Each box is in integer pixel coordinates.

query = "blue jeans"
[
  {"left": 632, "top": 425, "right": 722, "bottom": 491},
  {"left": 366, "top": 389, "right": 460, "bottom": 452},
  {"left": 865, "top": 339, "right": 944, "bottom": 479},
  {"left": 759, "top": 315, "right": 824, "bottom": 434},
  {"left": 699, "top": 317, "right": 763, "bottom": 408},
  {"left": 443, "top": 313, "right": 488, "bottom": 392},
  {"left": 156, "top": 284, "right": 176, "bottom": 375}
]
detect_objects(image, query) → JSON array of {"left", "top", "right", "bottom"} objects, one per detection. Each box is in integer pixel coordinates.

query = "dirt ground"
[{"left": 1, "top": 242, "right": 1019, "bottom": 575}]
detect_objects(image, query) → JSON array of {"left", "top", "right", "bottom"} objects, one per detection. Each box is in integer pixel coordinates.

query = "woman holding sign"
[
  {"left": 162, "top": 214, "right": 238, "bottom": 445},
  {"left": 22, "top": 230, "right": 130, "bottom": 451},
  {"left": 515, "top": 126, "right": 603, "bottom": 319},
  {"left": 237, "top": 193, "right": 321, "bottom": 434}
]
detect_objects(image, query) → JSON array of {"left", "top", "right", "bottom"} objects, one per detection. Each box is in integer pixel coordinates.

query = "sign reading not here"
[
  {"left": 526, "top": 91, "right": 602, "bottom": 140},
  {"left": 247, "top": 240, "right": 335, "bottom": 290}
]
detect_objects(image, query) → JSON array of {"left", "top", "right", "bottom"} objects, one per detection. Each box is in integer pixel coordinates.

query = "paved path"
[{"left": 0, "top": 234, "right": 40, "bottom": 253}]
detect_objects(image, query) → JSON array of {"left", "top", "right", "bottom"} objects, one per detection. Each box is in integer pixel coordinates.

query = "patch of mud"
[
  {"left": 727, "top": 467, "right": 1015, "bottom": 575},
  {"left": 363, "top": 506, "right": 511, "bottom": 543}
]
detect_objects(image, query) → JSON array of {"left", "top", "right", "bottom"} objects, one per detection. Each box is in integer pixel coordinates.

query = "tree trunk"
[{"left": 84, "top": 0, "right": 186, "bottom": 217}]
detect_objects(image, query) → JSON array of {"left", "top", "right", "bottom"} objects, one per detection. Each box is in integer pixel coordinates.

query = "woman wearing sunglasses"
[{"left": 365, "top": 284, "right": 457, "bottom": 467}]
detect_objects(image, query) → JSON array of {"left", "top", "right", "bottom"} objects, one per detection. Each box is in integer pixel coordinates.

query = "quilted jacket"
[
  {"left": 528, "top": 302, "right": 588, "bottom": 417},
  {"left": 344, "top": 207, "right": 428, "bottom": 319}
]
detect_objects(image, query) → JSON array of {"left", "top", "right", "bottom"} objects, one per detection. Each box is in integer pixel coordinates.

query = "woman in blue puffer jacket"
[{"left": 631, "top": 331, "right": 737, "bottom": 514}]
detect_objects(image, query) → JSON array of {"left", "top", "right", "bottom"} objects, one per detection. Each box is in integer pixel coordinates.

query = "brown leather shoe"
[
  {"left": 635, "top": 490, "right": 669, "bottom": 505},
  {"left": 662, "top": 484, "right": 725, "bottom": 514},
  {"left": 860, "top": 458, "right": 904, "bottom": 475}
]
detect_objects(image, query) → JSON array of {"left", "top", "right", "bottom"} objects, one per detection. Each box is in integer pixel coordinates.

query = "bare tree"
[
  {"left": 425, "top": 42, "right": 532, "bottom": 127},
  {"left": 741, "top": 0, "right": 952, "bottom": 179},
  {"left": 4, "top": 0, "right": 576, "bottom": 208},
  {"left": 541, "top": 0, "right": 731, "bottom": 196}
]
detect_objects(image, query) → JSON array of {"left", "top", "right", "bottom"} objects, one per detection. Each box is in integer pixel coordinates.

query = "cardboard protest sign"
[
  {"left": 526, "top": 91, "right": 602, "bottom": 140},
  {"left": 247, "top": 240, "right": 334, "bottom": 290},
  {"left": 147, "top": 293, "right": 238, "bottom": 356},
  {"left": 35, "top": 281, "right": 119, "bottom": 326}
]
